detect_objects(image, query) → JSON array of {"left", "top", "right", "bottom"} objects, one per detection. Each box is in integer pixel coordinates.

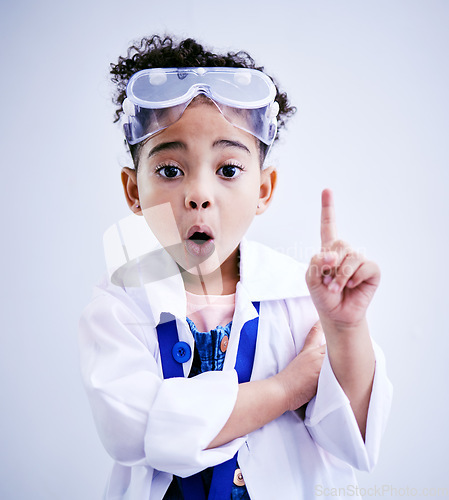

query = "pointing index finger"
[{"left": 320, "top": 188, "right": 337, "bottom": 250}]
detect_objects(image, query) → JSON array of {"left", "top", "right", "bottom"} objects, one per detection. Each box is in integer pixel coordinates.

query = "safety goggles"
[{"left": 122, "top": 67, "right": 279, "bottom": 146}]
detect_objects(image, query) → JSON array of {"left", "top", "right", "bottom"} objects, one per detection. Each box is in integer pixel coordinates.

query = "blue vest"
[{"left": 156, "top": 302, "right": 260, "bottom": 500}]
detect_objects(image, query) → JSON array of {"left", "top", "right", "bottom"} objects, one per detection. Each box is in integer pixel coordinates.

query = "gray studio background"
[{"left": 1, "top": 0, "right": 448, "bottom": 498}]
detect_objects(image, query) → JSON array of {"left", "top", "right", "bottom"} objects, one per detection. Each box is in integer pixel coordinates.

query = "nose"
[
  {"left": 188, "top": 199, "right": 210, "bottom": 209},
  {"left": 185, "top": 178, "right": 212, "bottom": 210}
]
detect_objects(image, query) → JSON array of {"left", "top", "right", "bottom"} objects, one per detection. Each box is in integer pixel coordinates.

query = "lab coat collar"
[
  {"left": 238, "top": 238, "right": 310, "bottom": 301},
  {"left": 103, "top": 214, "right": 310, "bottom": 327}
]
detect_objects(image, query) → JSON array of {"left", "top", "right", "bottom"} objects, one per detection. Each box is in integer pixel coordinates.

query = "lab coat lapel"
[{"left": 222, "top": 282, "right": 259, "bottom": 372}]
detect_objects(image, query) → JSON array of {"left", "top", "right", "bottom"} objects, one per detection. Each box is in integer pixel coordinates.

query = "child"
[{"left": 79, "top": 35, "right": 392, "bottom": 500}]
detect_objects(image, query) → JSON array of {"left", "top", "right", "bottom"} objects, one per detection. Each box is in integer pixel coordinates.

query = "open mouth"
[
  {"left": 185, "top": 226, "right": 215, "bottom": 258},
  {"left": 189, "top": 231, "right": 212, "bottom": 245}
]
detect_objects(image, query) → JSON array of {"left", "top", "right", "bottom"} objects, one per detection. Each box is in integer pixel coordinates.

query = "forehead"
[{"left": 142, "top": 100, "right": 259, "bottom": 153}]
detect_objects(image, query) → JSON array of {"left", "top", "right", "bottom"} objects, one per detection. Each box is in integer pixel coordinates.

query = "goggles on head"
[{"left": 122, "top": 67, "right": 279, "bottom": 146}]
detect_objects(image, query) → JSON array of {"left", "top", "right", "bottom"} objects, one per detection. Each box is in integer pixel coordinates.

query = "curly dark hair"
[{"left": 110, "top": 34, "right": 296, "bottom": 167}]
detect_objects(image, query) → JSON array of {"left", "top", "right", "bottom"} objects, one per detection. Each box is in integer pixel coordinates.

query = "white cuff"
[
  {"left": 305, "top": 342, "right": 393, "bottom": 471},
  {"left": 145, "top": 369, "right": 244, "bottom": 476}
]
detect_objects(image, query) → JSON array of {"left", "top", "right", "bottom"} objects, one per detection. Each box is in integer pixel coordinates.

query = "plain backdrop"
[{"left": 1, "top": 1, "right": 448, "bottom": 498}]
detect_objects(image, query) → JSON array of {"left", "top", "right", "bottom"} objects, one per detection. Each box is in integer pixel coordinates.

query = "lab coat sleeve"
[
  {"left": 79, "top": 287, "right": 244, "bottom": 477},
  {"left": 305, "top": 341, "right": 393, "bottom": 471},
  {"left": 285, "top": 295, "right": 392, "bottom": 471}
]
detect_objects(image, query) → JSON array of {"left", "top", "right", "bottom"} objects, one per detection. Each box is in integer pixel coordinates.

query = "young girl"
[{"left": 79, "top": 35, "right": 392, "bottom": 500}]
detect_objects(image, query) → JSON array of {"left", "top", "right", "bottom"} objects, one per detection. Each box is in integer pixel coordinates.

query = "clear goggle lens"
[{"left": 122, "top": 67, "right": 279, "bottom": 146}]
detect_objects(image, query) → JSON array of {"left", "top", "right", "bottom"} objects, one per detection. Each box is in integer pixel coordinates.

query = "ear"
[
  {"left": 256, "top": 165, "right": 277, "bottom": 215},
  {"left": 121, "top": 167, "right": 142, "bottom": 215}
]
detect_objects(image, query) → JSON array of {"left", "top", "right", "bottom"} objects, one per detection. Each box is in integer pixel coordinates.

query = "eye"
[
  {"left": 155, "top": 165, "right": 184, "bottom": 178},
  {"left": 217, "top": 164, "right": 243, "bottom": 179}
]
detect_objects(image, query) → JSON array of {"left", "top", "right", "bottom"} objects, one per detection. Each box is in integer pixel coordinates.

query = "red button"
[
  {"left": 220, "top": 334, "right": 229, "bottom": 353},
  {"left": 233, "top": 468, "right": 245, "bottom": 487}
]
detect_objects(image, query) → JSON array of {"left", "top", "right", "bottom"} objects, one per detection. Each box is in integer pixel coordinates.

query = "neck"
[{"left": 180, "top": 248, "right": 240, "bottom": 295}]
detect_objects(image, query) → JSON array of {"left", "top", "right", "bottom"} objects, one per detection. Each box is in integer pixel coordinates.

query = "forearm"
[
  {"left": 321, "top": 317, "right": 375, "bottom": 439},
  {"left": 208, "top": 323, "right": 325, "bottom": 450},
  {"left": 207, "top": 376, "right": 289, "bottom": 449}
]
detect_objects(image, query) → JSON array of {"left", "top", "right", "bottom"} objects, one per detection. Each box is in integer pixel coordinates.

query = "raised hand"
[{"left": 306, "top": 189, "right": 381, "bottom": 329}]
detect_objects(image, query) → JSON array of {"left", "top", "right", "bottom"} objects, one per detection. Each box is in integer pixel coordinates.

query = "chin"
[{"left": 182, "top": 251, "right": 223, "bottom": 276}]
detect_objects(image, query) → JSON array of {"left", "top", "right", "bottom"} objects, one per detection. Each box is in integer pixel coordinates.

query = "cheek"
[
  {"left": 234, "top": 174, "right": 262, "bottom": 211},
  {"left": 138, "top": 178, "right": 162, "bottom": 206},
  {"left": 137, "top": 176, "right": 180, "bottom": 241},
  {"left": 222, "top": 190, "right": 258, "bottom": 235},
  {"left": 141, "top": 201, "right": 183, "bottom": 247}
]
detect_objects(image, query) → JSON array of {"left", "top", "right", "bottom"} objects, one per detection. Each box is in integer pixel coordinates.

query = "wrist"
[
  {"left": 320, "top": 315, "right": 369, "bottom": 337},
  {"left": 272, "top": 372, "right": 308, "bottom": 413},
  {"left": 320, "top": 316, "right": 373, "bottom": 365},
  {"left": 271, "top": 372, "right": 291, "bottom": 412}
]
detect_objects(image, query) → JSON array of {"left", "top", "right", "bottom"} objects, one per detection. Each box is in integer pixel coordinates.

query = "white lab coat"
[{"left": 79, "top": 215, "right": 393, "bottom": 500}]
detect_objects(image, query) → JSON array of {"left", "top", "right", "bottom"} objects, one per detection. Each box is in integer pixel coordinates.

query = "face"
[{"left": 122, "top": 100, "right": 276, "bottom": 293}]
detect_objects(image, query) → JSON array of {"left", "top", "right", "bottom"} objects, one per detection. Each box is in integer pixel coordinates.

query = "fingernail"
[
  {"left": 328, "top": 281, "right": 340, "bottom": 293},
  {"left": 323, "top": 275, "right": 332, "bottom": 286}
]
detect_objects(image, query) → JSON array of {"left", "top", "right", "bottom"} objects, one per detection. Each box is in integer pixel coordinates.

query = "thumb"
[{"left": 302, "top": 321, "right": 324, "bottom": 350}]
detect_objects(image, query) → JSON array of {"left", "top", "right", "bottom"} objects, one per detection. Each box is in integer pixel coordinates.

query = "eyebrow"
[
  {"left": 147, "top": 141, "right": 186, "bottom": 158},
  {"left": 147, "top": 138, "right": 251, "bottom": 159},
  {"left": 213, "top": 139, "right": 251, "bottom": 155}
]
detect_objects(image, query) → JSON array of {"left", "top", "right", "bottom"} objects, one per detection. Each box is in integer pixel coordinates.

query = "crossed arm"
[{"left": 208, "top": 189, "right": 378, "bottom": 449}]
